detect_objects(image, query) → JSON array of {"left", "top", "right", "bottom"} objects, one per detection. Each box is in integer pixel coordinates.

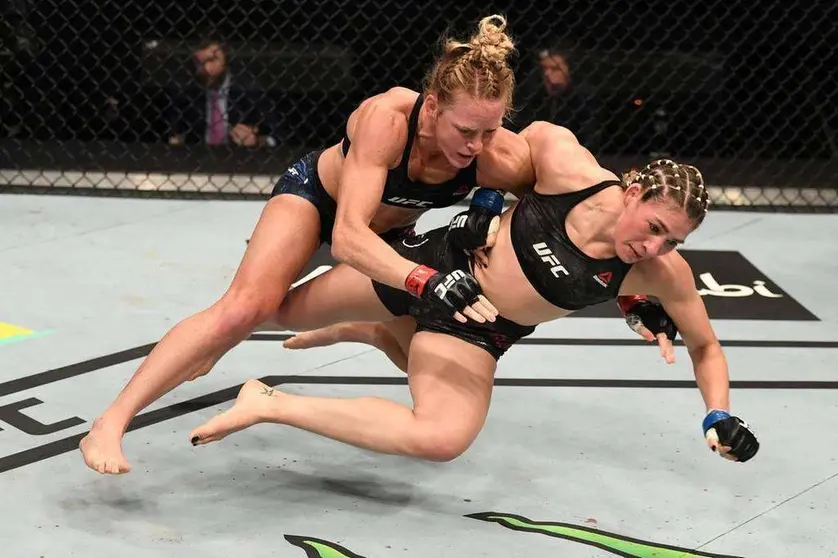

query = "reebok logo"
[{"left": 593, "top": 271, "right": 612, "bottom": 287}]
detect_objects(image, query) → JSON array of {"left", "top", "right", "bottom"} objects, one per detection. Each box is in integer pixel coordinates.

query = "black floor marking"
[
  {"left": 1, "top": 372, "right": 837, "bottom": 474},
  {"left": 0, "top": 342, "right": 156, "bottom": 397},
  {"left": 2, "top": 334, "right": 836, "bottom": 398},
  {"left": 1, "top": 333, "right": 836, "bottom": 473}
]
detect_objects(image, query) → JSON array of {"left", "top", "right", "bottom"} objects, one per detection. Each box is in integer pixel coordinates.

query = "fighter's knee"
[
  {"left": 409, "top": 428, "right": 476, "bottom": 462},
  {"left": 214, "top": 289, "right": 282, "bottom": 338}
]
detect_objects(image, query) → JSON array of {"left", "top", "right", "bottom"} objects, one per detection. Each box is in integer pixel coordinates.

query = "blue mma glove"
[
  {"left": 702, "top": 409, "right": 760, "bottom": 463},
  {"left": 448, "top": 188, "right": 504, "bottom": 252}
]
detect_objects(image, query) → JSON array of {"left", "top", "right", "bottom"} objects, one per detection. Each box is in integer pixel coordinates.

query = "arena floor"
[{"left": 1, "top": 193, "right": 836, "bottom": 557}]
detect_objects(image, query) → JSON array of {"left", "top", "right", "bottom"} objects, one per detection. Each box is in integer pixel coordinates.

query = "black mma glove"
[
  {"left": 617, "top": 295, "right": 678, "bottom": 341},
  {"left": 448, "top": 208, "right": 497, "bottom": 251},
  {"left": 702, "top": 410, "right": 760, "bottom": 463},
  {"left": 448, "top": 188, "right": 505, "bottom": 252},
  {"left": 405, "top": 265, "right": 483, "bottom": 318}
]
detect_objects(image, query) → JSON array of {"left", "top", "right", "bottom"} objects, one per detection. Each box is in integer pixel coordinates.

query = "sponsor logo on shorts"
[{"left": 402, "top": 235, "right": 429, "bottom": 248}]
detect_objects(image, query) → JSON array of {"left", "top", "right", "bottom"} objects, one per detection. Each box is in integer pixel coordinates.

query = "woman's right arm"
[
  {"left": 331, "top": 97, "right": 497, "bottom": 323},
  {"left": 329, "top": 99, "right": 417, "bottom": 289}
]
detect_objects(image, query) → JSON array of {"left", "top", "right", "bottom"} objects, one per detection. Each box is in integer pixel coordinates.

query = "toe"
[{"left": 190, "top": 424, "right": 215, "bottom": 446}]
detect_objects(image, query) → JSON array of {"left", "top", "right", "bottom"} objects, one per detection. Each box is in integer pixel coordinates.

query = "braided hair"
[{"left": 622, "top": 159, "right": 709, "bottom": 225}]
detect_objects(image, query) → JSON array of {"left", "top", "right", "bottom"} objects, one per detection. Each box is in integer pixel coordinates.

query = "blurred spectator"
[
  {"left": 166, "top": 38, "right": 277, "bottom": 147},
  {"left": 539, "top": 48, "right": 572, "bottom": 96},
  {"left": 516, "top": 47, "right": 603, "bottom": 152}
]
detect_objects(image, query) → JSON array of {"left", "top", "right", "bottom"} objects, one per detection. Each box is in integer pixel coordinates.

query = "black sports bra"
[
  {"left": 509, "top": 181, "right": 634, "bottom": 310},
  {"left": 341, "top": 95, "right": 478, "bottom": 209}
]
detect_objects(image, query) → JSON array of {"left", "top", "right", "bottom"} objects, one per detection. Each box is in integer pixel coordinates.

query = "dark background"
[{"left": 1, "top": 0, "right": 836, "bottom": 192}]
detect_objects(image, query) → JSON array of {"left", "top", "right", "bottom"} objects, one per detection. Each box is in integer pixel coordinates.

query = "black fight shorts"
[
  {"left": 372, "top": 226, "right": 536, "bottom": 360},
  {"left": 270, "top": 150, "right": 413, "bottom": 245}
]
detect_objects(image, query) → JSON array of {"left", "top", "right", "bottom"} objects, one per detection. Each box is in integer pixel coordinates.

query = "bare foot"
[
  {"left": 79, "top": 419, "right": 132, "bottom": 475},
  {"left": 282, "top": 323, "right": 358, "bottom": 350},
  {"left": 190, "top": 379, "right": 280, "bottom": 446}
]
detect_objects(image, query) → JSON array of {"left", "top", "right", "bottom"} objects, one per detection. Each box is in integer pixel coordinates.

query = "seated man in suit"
[{"left": 166, "top": 39, "right": 277, "bottom": 147}]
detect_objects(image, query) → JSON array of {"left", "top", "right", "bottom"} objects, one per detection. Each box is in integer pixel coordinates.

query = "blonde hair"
[
  {"left": 622, "top": 159, "right": 709, "bottom": 225},
  {"left": 423, "top": 15, "right": 517, "bottom": 114}
]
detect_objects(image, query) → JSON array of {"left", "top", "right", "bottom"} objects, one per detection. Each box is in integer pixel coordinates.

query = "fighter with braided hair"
[
  {"left": 440, "top": 164, "right": 684, "bottom": 363},
  {"left": 189, "top": 121, "right": 759, "bottom": 468}
]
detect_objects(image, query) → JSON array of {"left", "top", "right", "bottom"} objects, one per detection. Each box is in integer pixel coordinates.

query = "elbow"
[
  {"left": 329, "top": 226, "right": 350, "bottom": 263},
  {"left": 330, "top": 219, "right": 362, "bottom": 264}
]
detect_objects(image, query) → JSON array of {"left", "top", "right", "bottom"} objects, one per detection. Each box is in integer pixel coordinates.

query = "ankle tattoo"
[{"left": 260, "top": 387, "right": 276, "bottom": 397}]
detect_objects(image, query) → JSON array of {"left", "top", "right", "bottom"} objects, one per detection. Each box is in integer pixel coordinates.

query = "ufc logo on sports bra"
[
  {"left": 532, "top": 242, "right": 569, "bottom": 278},
  {"left": 387, "top": 196, "right": 434, "bottom": 208}
]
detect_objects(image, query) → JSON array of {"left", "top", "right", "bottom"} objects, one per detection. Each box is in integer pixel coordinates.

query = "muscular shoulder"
[
  {"left": 476, "top": 127, "right": 535, "bottom": 196},
  {"left": 345, "top": 87, "right": 416, "bottom": 166},
  {"left": 520, "top": 121, "right": 582, "bottom": 163},
  {"left": 520, "top": 121, "right": 617, "bottom": 195}
]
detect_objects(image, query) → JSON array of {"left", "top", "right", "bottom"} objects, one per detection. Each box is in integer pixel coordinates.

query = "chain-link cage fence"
[{"left": 1, "top": 0, "right": 836, "bottom": 209}]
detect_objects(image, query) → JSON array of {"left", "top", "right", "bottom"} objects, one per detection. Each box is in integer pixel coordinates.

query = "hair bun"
[{"left": 470, "top": 14, "right": 515, "bottom": 65}]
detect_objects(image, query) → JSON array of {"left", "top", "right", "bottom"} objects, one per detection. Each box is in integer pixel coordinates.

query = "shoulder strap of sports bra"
[
  {"left": 397, "top": 95, "right": 424, "bottom": 173},
  {"left": 341, "top": 129, "right": 351, "bottom": 157},
  {"left": 579, "top": 179, "right": 623, "bottom": 198},
  {"left": 342, "top": 94, "right": 424, "bottom": 163},
  {"left": 538, "top": 179, "right": 623, "bottom": 201}
]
